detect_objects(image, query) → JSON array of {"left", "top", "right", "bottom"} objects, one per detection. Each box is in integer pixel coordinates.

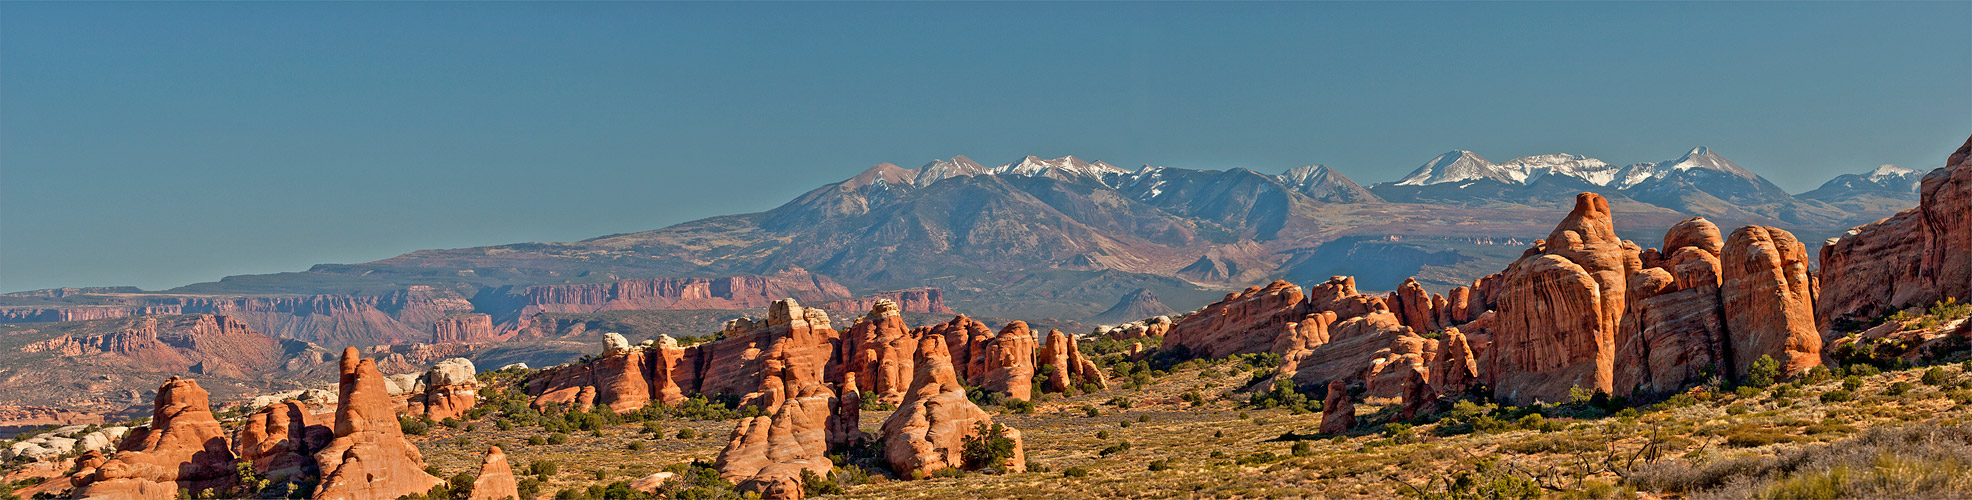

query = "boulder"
[
  {"left": 467, "top": 446, "right": 519, "bottom": 500},
  {"left": 879, "top": 334, "right": 1025, "bottom": 477},
  {"left": 75, "top": 377, "right": 238, "bottom": 500},
  {"left": 312, "top": 347, "right": 442, "bottom": 500},
  {"left": 628, "top": 472, "right": 678, "bottom": 494},
  {"left": 423, "top": 358, "right": 480, "bottom": 420},
  {"left": 1318, "top": 380, "right": 1355, "bottom": 434}
]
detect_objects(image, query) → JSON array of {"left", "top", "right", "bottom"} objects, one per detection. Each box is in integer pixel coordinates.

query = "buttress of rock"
[
  {"left": 837, "top": 299, "right": 917, "bottom": 405},
  {"left": 972, "top": 321, "right": 1037, "bottom": 401},
  {"left": 74, "top": 376, "right": 239, "bottom": 500},
  {"left": 1721, "top": 226, "right": 1823, "bottom": 378},
  {"left": 1318, "top": 380, "right": 1356, "bottom": 434},
  {"left": 1490, "top": 193, "right": 1640, "bottom": 405},
  {"left": 715, "top": 343, "right": 835, "bottom": 499},
  {"left": 880, "top": 334, "right": 1026, "bottom": 477},
  {"left": 312, "top": 347, "right": 442, "bottom": 500}
]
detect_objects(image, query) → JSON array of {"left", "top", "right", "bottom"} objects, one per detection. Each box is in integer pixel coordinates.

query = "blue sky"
[{"left": 3, "top": 1, "right": 1968, "bottom": 292}]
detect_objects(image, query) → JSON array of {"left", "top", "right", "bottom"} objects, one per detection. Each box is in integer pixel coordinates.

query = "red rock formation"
[
  {"left": 835, "top": 300, "right": 918, "bottom": 404},
  {"left": 820, "top": 287, "right": 954, "bottom": 314},
  {"left": 922, "top": 315, "right": 993, "bottom": 379},
  {"left": 879, "top": 334, "right": 1026, "bottom": 477},
  {"left": 1490, "top": 193, "right": 1640, "bottom": 405},
  {"left": 74, "top": 377, "right": 237, "bottom": 500},
  {"left": 592, "top": 337, "right": 651, "bottom": 414},
  {"left": 1446, "top": 287, "right": 1473, "bottom": 325},
  {"left": 695, "top": 300, "right": 839, "bottom": 402},
  {"left": 431, "top": 313, "right": 498, "bottom": 344},
  {"left": 647, "top": 335, "right": 694, "bottom": 405},
  {"left": 1819, "top": 135, "right": 1972, "bottom": 326},
  {"left": 1397, "top": 365, "right": 1436, "bottom": 421},
  {"left": 827, "top": 373, "right": 870, "bottom": 449},
  {"left": 1615, "top": 218, "right": 1732, "bottom": 397},
  {"left": 467, "top": 446, "right": 519, "bottom": 500},
  {"left": 1167, "top": 281, "right": 1309, "bottom": 357},
  {"left": 1318, "top": 380, "right": 1355, "bottom": 434},
  {"left": 1304, "top": 276, "right": 1389, "bottom": 320},
  {"left": 716, "top": 341, "right": 835, "bottom": 499},
  {"left": 1722, "top": 226, "right": 1823, "bottom": 378},
  {"left": 972, "top": 321, "right": 1037, "bottom": 401},
  {"left": 1037, "top": 329, "right": 1075, "bottom": 393},
  {"left": 236, "top": 400, "right": 331, "bottom": 485},
  {"left": 1390, "top": 278, "right": 1436, "bottom": 333},
  {"left": 422, "top": 358, "right": 481, "bottom": 420},
  {"left": 1433, "top": 328, "right": 1479, "bottom": 397},
  {"left": 312, "top": 347, "right": 442, "bottom": 500},
  {"left": 516, "top": 269, "right": 852, "bottom": 319}
]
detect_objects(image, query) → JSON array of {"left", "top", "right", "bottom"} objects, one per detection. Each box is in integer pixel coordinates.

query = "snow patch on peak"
[
  {"left": 913, "top": 156, "right": 990, "bottom": 187},
  {"left": 992, "top": 155, "right": 1129, "bottom": 180},
  {"left": 1868, "top": 164, "right": 1917, "bottom": 180},
  {"left": 1394, "top": 150, "right": 1503, "bottom": 186}
]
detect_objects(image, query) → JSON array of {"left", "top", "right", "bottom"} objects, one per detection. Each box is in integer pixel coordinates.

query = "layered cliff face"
[
  {"left": 431, "top": 313, "right": 499, "bottom": 344},
  {"left": 1819, "top": 134, "right": 1972, "bottom": 328},
  {"left": 0, "top": 287, "right": 475, "bottom": 347},
  {"left": 509, "top": 269, "right": 852, "bottom": 321},
  {"left": 819, "top": 287, "right": 954, "bottom": 315}
]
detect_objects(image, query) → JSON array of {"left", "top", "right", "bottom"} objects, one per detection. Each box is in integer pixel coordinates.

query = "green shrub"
[
  {"left": 1181, "top": 391, "right": 1207, "bottom": 407},
  {"left": 676, "top": 428, "right": 697, "bottom": 440},
  {"left": 1063, "top": 467, "right": 1090, "bottom": 478},
  {"left": 1098, "top": 441, "right": 1133, "bottom": 457},
  {"left": 1003, "top": 399, "right": 1035, "bottom": 414},
  {"left": 1924, "top": 367, "right": 1951, "bottom": 386},
  {"left": 960, "top": 423, "right": 1019, "bottom": 471},
  {"left": 1888, "top": 381, "right": 1915, "bottom": 396},
  {"left": 1843, "top": 376, "right": 1864, "bottom": 391},
  {"left": 547, "top": 433, "right": 569, "bottom": 445},
  {"left": 1291, "top": 441, "right": 1314, "bottom": 456},
  {"left": 1821, "top": 390, "right": 1854, "bottom": 403},
  {"left": 399, "top": 415, "right": 431, "bottom": 436},
  {"left": 1148, "top": 459, "right": 1173, "bottom": 471},
  {"left": 1083, "top": 406, "right": 1101, "bottom": 418},
  {"left": 526, "top": 435, "right": 546, "bottom": 446},
  {"left": 528, "top": 460, "right": 559, "bottom": 477},
  {"left": 1746, "top": 355, "right": 1781, "bottom": 387}
]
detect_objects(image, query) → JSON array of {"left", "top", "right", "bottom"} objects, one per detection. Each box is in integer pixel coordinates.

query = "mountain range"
[{"left": 0, "top": 148, "right": 1924, "bottom": 346}]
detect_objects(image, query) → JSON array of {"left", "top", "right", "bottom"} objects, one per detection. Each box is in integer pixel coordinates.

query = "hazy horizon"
[{"left": 4, "top": 1, "right": 1968, "bottom": 292}]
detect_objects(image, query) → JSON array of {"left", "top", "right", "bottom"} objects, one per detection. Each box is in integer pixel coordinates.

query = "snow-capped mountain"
[
  {"left": 912, "top": 156, "right": 991, "bottom": 187},
  {"left": 1798, "top": 164, "right": 1924, "bottom": 215},
  {"left": 1805, "top": 164, "right": 1923, "bottom": 195},
  {"left": 991, "top": 155, "right": 1130, "bottom": 182},
  {"left": 1373, "top": 146, "right": 1844, "bottom": 226},
  {"left": 1277, "top": 164, "right": 1379, "bottom": 203},
  {"left": 1394, "top": 150, "right": 1522, "bottom": 186}
]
